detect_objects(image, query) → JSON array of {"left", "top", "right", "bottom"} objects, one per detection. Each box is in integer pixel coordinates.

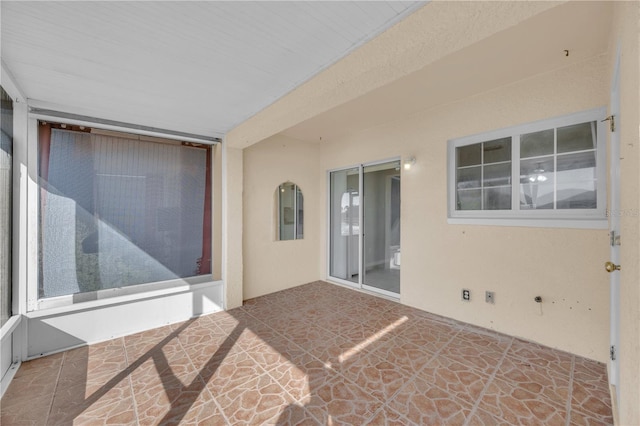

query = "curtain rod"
[{"left": 29, "top": 107, "right": 222, "bottom": 144}]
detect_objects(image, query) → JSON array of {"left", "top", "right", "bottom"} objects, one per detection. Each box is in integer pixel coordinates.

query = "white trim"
[
  {"left": 447, "top": 217, "right": 608, "bottom": 229},
  {"left": 36, "top": 276, "right": 216, "bottom": 311},
  {"left": 0, "top": 361, "right": 20, "bottom": 398},
  {"left": 30, "top": 280, "right": 222, "bottom": 319},
  {"left": 448, "top": 108, "right": 607, "bottom": 225},
  {"left": 0, "top": 315, "right": 21, "bottom": 342},
  {"left": 26, "top": 118, "right": 38, "bottom": 312},
  {"left": 608, "top": 42, "right": 622, "bottom": 413},
  {"left": 0, "top": 61, "right": 26, "bottom": 103},
  {"left": 362, "top": 284, "right": 400, "bottom": 300},
  {"left": 30, "top": 109, "right": 220, "bottom": 145},
  {"left": 25, "top": 280, "right": 224, "bottom": 359}
]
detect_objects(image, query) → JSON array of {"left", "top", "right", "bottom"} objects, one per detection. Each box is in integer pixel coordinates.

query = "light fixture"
[
  {"left": 528, "top": 163, "right": 547, "bottom": 182},
  {"left": 403, "top": 156, "right": 416, "bottom": 170}
]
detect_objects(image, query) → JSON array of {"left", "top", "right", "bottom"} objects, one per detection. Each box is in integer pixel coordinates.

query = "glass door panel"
[
  {"left": 329, "top": 168, "right": 360, "bottom": 284},
  {"left": 362, "top": 161, "right": 400, "bottom": 295}
]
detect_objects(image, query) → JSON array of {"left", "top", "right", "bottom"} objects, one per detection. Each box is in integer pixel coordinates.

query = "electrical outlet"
[
  {"left": 462, "top": 289, "right": 471, "bottom": 301},
  {"left": 486, "top": 291, "right": 495, "bottom": 304}
]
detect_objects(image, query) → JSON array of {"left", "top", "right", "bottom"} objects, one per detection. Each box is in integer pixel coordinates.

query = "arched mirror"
[{"left": 276, "top": 182, "right": 303, "bottom": 240}]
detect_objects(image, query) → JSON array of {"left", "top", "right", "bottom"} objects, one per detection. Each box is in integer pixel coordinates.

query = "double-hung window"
[{"left": 448, "top": 108, "right": 607, "bottom": 228}]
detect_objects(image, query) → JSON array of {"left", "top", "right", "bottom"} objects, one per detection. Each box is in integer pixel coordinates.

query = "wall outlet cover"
[
  {"left": 462, "top": 289, "right": 471, "bottom": 301},
  {"left": 486, "top": 291, "right": 495, "bottom": 304}
]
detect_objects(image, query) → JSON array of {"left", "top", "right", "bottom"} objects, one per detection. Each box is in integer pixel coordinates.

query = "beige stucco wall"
[
  {"left": 610, "top": 2, "right": 640, "bottom": 424},
  {"left": 243, "top": 136, "right": 322, "bottom": 299},
  {"left": 315, "top": 54, "right": 610, "bottom": 362},
  {"left": 223, "top": 145, "right": 244, "bottom": 309}
]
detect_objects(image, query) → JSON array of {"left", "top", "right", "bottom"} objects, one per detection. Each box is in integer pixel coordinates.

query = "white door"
[{"left": 607, "top": 48, "right": 621, "bottom": 407}]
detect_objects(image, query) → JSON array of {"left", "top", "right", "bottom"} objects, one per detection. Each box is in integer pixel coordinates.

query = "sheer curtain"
[{"left": 39, "top": 126, "right": 211, "bottom": 298}]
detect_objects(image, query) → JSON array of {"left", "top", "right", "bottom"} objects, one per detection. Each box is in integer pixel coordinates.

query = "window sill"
[
  {"left": 447, "top": 217, "right": 608, "bottom": 229},
  {"left": 31, "top": 277, "right": 222, "bottom": 316}
]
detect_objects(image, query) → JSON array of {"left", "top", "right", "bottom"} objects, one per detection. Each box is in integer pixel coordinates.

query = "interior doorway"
[{"left": 328, "top": 159, "right": 401, "bottom": 297}]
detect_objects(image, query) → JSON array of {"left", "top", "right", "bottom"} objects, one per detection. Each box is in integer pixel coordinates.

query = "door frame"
[
  {"left": 326, "top": 157, "right": 401, "bottom": 299},
  {"left": 608, "top": 44, "right": 621, "bottom": 413}
]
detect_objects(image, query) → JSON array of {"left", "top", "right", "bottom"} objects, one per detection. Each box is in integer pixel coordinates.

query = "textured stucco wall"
[
  {"left": 242, "top": 136, "right": 322, "bottom": 299},
  {"left": 316, "top": 54, "right": 610, "bottom": 362},
  {"left": 223, "top": 145, "right": 243, "bottom": 309}
]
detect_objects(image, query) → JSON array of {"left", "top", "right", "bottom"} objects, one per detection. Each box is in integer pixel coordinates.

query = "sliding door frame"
[{"left": 326, "top": 156, "right": 400, "bottom": 298}]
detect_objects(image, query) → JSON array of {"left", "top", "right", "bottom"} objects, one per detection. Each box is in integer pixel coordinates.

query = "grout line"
[
  {"left": 565, "top": 355, "right": 576, "bottom": 426},
  {"left": 45, "top": 351, "right": 67, "bottom": 424},
  {"left": 122, "top": 337, "right": 141, "bottom": 426},
  {"left": 379, "top": 326, "right": 464, "bottom": 416},
  {"left": 172, "top": 323, "right": 233, "bottom": 426},
  {"left": 464, "top": 337, "right": 514, "bottom": 426}
]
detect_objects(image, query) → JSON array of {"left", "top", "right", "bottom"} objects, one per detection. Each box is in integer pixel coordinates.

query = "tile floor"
[{"left": 1, "top": 281, "right": 613, "bottom": 425}]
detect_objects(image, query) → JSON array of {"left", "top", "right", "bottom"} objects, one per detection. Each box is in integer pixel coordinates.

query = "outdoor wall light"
[{"left": 404, "top": 155, "right": 416, "bottom": 170}]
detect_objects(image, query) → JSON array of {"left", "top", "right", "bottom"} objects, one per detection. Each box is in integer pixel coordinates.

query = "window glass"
[
  {"left": 455, "top": 138, "right": 512, "bottom": 211},
  {"left": 520, "top": 156, "right": 554, "bottom": 210},
  {"left": 277, "top": 182, "right": 303, "bottom": 240},
  {"left": 556, "top": 151, "right": 597, "bottom": 209},
  {"left": 483, "top": 137, "right": 511, "bottom": 163},
  {"left": 449, "top": 110, "right": 604, "bottom": 222},
  {"left": 38, "top": 123, "right": 212, "bottom": 298},
  {"left": 1, "top": 86, "right": 13, "bottom": 326},
  {"left": 521, "top": 129, "right": 554, "bottom": 158},
  {"left": 557, "top": 122, "right": 595, "bottom": 153},
  {"left": 456, "top": 144, "right": 481, "bottom": 167}
]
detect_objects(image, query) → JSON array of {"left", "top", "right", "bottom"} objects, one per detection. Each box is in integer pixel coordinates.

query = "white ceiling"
[
  {"left": 282, "top": 1, "right": 614, "bottom": 142},
  {"left": 1, "top": 1, "right": 423, "bottom": 138}
]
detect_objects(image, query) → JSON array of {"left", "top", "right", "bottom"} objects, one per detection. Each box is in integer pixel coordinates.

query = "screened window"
[
  {"left": 38, "top": 123, "right": 212, "bottom": 299},
  {"left": 448, "top": 109, "right": 606, "bottom": 226},
  {"left": 1, "top": 86, "right": 13, "bottom": 325}
]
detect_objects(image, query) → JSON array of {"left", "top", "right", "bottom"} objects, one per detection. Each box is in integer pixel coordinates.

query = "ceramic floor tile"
[
  {"left": 398, "top": 320, "right": 458, "bottom": 351},
  {"left": 199, "top": 350, "right": 268, "bottom": 397},
  {"left": 450, "top": 327, "right": 512, "bottom": 354},
  {"left": 341, "top": 351, "right": 415, "bottom": 403},
  {"left": 439, "top": 340, "right": 505, "bottom": 376},
  {"left": 216, "top": 373, "right": 294, "bottom": 425},
  {"left": 47, "top": 379, "right": 135, "bottom": 425},
  {"left": 2, "top": 280, "right": 614, "bottom": 425},
  {"left": 303, "top": 376, "right": 384, "bottom": 425},
  {"left": 286, "top": 324, "right": 338, "bottom": 351},
  {"left": 495, "top": 355, "right": 571, "bottom": 409},
  {"left": 414, "top": 355, "right": 492, "bottom": 403},
  {"left": 364, "top": 405, "right": 412, "bottom": 426},
  {"left": 507, "top": 338, "right": 574, "bottom": 378},
  {"left": 266, "top": 352, "right": 339, "bottom": 403},
  {"left": 569, "top": 409, "right": 614, "bottom": 426},
  {"left": 388, "top": 374, "right": 474, "bottom": 425},
  {"left": 465, "top": 407, "right": 513, "bottom": 425},
  {"left": 477, "top": 376, "right": 567, "bottom": 425},
  {"left": 305, "top": 334, "right": 368, "bottom": 368},
  {"left": 55, "top": 398, "right": 138, "bottom": 426},
  {"left": 571, "top": 377, "right": 613, "bottom": 423},
  {"left": 368, "top": 336, "right": 436, "bottom": 373},
  {"left": 0, "top": 393, "right": 54, "bottom": 425}
]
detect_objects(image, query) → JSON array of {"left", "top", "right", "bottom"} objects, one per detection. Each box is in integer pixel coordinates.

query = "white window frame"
[{"left": 447, "top": 107, "right": 607, "bottom": 229}]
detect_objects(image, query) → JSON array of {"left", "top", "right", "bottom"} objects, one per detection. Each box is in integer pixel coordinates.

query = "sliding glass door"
[
  {"left": 329, "top": 160, "right": 400, "bottom": 297},
  {"left": 329, "top": 167, "right": 360, "bottom": 283}
]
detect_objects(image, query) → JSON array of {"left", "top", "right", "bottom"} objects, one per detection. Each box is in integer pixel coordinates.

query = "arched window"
[{"left": 275, "top": 182, "right": 303, "bottom": 240}]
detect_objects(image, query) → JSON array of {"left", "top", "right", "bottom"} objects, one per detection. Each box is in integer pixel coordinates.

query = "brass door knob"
[{"left": 605, "top": 261, "right": 621, "bottom": 273}]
